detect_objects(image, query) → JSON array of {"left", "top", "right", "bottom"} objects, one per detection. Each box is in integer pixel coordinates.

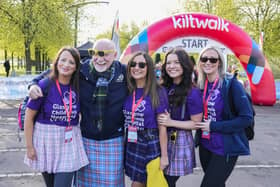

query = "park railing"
[{"left": 0, "top": 75, "right": 36, "bottom": 100}]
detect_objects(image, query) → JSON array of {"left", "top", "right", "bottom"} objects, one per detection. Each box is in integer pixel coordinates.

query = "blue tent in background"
[{"left": 76, "top": 41, "right": 93, "bottom": 60}]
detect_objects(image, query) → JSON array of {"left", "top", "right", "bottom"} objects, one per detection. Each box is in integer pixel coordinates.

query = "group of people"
[{"left": 25, "top": 38, "right": 254, "bottom": 187}]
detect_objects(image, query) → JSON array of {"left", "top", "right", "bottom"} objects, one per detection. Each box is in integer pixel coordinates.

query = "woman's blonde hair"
[{"left": 197, "top": 45, "right": 226, "bottom": 90}]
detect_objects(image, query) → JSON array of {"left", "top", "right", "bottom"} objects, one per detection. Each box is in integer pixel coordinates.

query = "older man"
[{"left": 29, "top": 39, "right": 128, "bottom": 187}]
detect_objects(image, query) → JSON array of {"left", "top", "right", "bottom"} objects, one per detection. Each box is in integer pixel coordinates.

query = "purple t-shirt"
[
  {"left": 123, "top": 87, "right": 168, "bottom": 130},
  {"left": 168, "top": 86, "right": 203, "bottom": 121},
  {"left": 27, "top": 80, "right": 80, "bottom": 126},
  {"left": 201, "top": 82, "right": 224, "bottom": 155}
]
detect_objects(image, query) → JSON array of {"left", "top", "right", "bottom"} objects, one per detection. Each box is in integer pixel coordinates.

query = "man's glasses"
[
  {"left": 200, "top": 57, "right": 219, "bottom": 64},
  {"left": 170, "top": 131, "right": 177, "bottom": 144},
  {"left": 88, "top": 49, "right": 115, "bottom": 57},
  {"left": 130, "top": 61, "right": 147, "bottom": 69}
]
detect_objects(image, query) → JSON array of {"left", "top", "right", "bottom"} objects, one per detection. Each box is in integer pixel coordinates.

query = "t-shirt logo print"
[
  {"left": 135, "top": 100, "right": 146, "bottom": 112},
  {"left": 132, "top": 100, "right": 146, "bottom": 130},
  {"left": 209, "top": 89, "right": 219, "bottom": 101},
  {"left": 116, "top": 74, "right": 124, "bottom": 82},
  {"left": 63, "top": 91, "right": 77, "bottom": 105}
]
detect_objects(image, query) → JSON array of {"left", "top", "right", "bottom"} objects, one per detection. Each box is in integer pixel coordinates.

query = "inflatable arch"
[{"left": 120, "top": 13, "right": 276, "bottom": 106}]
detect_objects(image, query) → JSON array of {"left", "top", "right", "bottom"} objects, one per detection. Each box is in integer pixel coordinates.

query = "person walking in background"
[
  {"left": 123, "top": 51, "right": 169, "bottom": 187},
  {"left": 189, "top": 56, "right": 198, "bottom": 85},
  {"left": 154, "top": 53, "right": 163, "bottom": 83},
  {"left": 24, "top": 47, "right": 89, "bottom": 187},
  {"left": 3, "top": 60, "right": 10, "bottom": 77},
  {"left": 28, "top": 39, "right": 128, "bottom": 187},
  {"left": 194, "top": 45, "right": 253, "bottom": 187},
  {"left": 157, "top": 48, "right": 203, "bottom": 187}
]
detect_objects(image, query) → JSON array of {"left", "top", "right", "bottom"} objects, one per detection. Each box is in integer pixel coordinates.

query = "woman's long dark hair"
[
  {"left": 161, "top": 48, "right": 194, "bottom": 107},
  {"left": 126, "top": 51, "right": 160, "bottom": 108},
  {"left": 50, "top": 46, "right": 81, "bottom": 94}
]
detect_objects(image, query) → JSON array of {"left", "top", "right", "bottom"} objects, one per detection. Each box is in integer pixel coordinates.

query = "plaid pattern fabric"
[
  {"left": 77, "top": 136, "right": 124, "bottom": 187},
  {"left": 125, "top": 128, "right": 161, "bottom": 183},
  {"left": 24, "top": 122, "right": 89, "bottom": 173},
  {"left": 92, "top": 65, "right": 115, "bottom": 131},
  {"left": 164, "top": 130, "right": 196, "bottom": 176}
]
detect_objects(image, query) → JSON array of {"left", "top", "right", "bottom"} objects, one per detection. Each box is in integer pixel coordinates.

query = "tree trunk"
[
  {"left": 25, "top": 43, "right": 32, "bottom": 74},
  {"left": 4, "top": 50, "right": 7, "bottom": 61},
  {"left": 35, "top": 45, "right": 41, "bottom": 73},
  {"left": 11, "top": 52, "right": 14, "bottom": 70}
]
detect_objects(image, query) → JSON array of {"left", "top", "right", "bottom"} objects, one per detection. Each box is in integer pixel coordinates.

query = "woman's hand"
[
  {"left": 195, "top": 121, "right": 211, "bottom": 132},
  {"left": 157, "top": 111, "right": 172, "bottom": 127},
  {"left": 27, "top": 146, "right": 37, "bottom": 160},
  {"left": 160, "top": 155, "right": 169, "bottom": 170}
]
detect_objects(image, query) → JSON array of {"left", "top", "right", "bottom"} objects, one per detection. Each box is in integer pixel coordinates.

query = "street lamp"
[{"left": 70, "top": 1, "right": 109, "bottom": 47}]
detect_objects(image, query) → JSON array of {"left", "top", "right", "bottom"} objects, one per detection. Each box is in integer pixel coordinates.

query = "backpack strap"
[
  {"left": 39, "top": 77, "right": 53, "bottom": 117},
  {"left": 225, "top": 77, "right": 236, "bottom": 119},
  {"left": 41, "top": 77, "right": 52, "bottom": 96}
]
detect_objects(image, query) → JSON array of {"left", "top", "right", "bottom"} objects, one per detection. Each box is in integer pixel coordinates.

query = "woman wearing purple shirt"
[
  {"left": 158, "top": 48, "right": 203, "bottom": 187},
  {"left": 123, "top": 51, "right": 169, "bottom": 187},
  {"left": 24, "top": 47, "right": 89, "bottom": 187},
  {"left": 195, "top": 45, "right": 253, "bottom": 187}
]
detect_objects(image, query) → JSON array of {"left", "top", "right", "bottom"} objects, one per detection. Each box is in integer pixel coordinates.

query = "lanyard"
[
  {"left": 131, "top": 91, "right": 144, "bottom": 124},
  {"left": 56, "top": 79, "right": 72, "bottom": 125},
  {"left": 203, "top": 78, "right": 219, "bottom": 120}
]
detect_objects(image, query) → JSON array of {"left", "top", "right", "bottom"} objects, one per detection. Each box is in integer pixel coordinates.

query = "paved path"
[{"left": 0, "top": 99, "right": 279, "bottom": 187}]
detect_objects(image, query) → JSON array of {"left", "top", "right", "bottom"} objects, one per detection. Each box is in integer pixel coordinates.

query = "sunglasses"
[
  {"left": 88, "top": 49, "right": 115, "bottom": 57},
  {"left": 130, "top": 61, "right": 147, "bottom": 69},
  {"left": 200, "top": 57, "right": 219, "bottom": 64}
]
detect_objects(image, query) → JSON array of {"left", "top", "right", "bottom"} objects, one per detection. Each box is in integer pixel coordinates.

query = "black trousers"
[
  {"left": 164, "top": 174, "right": 180, "bottom": 187},
  {"left": 41, "top": 172, "right": 74, "bottom": 187},
  {"left": 199, "top": 145, "right": 238, "bottom": 187}
]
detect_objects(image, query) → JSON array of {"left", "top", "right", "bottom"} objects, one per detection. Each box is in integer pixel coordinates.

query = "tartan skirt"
[
  {"left": 125, "top": 128, "right": 161, "bottom": 183},
  {"left": 164, "top": 130, "right": 196, "bottom": 176},
  {"left": 24, "top": 122, "right": 89, "bottom": 173},
  {"left": 76, "top": 136, "right": 124, "bottom": 187}
]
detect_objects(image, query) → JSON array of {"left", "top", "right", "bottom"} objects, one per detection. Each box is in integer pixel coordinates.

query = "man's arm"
[{"left": 28, "top": 69, "right": 51, "bottom": 99}]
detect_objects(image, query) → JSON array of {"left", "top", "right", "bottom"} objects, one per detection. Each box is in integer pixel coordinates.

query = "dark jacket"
[
  {"left": 4, "top": 60, "right": 10, "bottom": 71},
  {"left": 196, "top": 77, "right": 253, "bottom": 156},
  {"left": 79, "top": 59, "right": 128, "bottom": 140}
]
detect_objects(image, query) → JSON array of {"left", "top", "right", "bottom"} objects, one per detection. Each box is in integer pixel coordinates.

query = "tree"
[
  {"left": 0, "top": 0, "right": 75, "bottom": 74},
  {"left": 238, "top": 0, "right": 280, "bottom": 56}
]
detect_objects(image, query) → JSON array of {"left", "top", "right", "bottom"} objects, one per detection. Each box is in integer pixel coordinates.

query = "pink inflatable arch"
[{"left": 120, "top": 13, "right": 276, "bottom": 106}]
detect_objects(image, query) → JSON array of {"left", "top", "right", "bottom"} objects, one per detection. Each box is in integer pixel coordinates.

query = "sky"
[{"left": 77, "top": 0, "right": 183, "bottom": 45}]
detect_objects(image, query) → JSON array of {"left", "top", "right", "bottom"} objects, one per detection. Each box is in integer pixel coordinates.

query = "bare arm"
[
  {"left": 158, "top": 119, "right": 169, "bottom": 170},
  {"left": 24, "top": 108, "right": 38, "bottom": 160},
  {"left": 158, "top": 112, "right": 203, "bottom": 130}
]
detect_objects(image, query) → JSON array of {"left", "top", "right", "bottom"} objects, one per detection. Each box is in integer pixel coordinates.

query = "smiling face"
[
  {"left": 57, "top": 51, "right": 77, "bottom": 78},
  {"left": 91, "top": 39, "right": 116, "bottom": 72},
  {"left": 199, "top": 49, "right": 220, "bottom": 77},
  {"left": 165, "top": 53, "right": 183, "bottom": 84},
  {"left": 129, "top": 54, "right": 147, "bottom": 87}
]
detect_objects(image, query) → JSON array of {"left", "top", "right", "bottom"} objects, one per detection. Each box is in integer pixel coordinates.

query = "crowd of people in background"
[{"left": 26, "top": 38, "right": 253, "bottom": 187}]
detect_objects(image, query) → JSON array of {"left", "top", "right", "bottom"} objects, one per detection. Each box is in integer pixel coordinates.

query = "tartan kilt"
[
  {"left": 125, "top": 128, "right": 161, "bottom": 183},
  {"left": 24, "top": 122, "right": 89, "bottom": 173},
  {"left": 76, "top": 136, "right": 124, "bottom": 187},
  {"left": 164, "top": 130, "right": 196, "bottom": 176}
]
